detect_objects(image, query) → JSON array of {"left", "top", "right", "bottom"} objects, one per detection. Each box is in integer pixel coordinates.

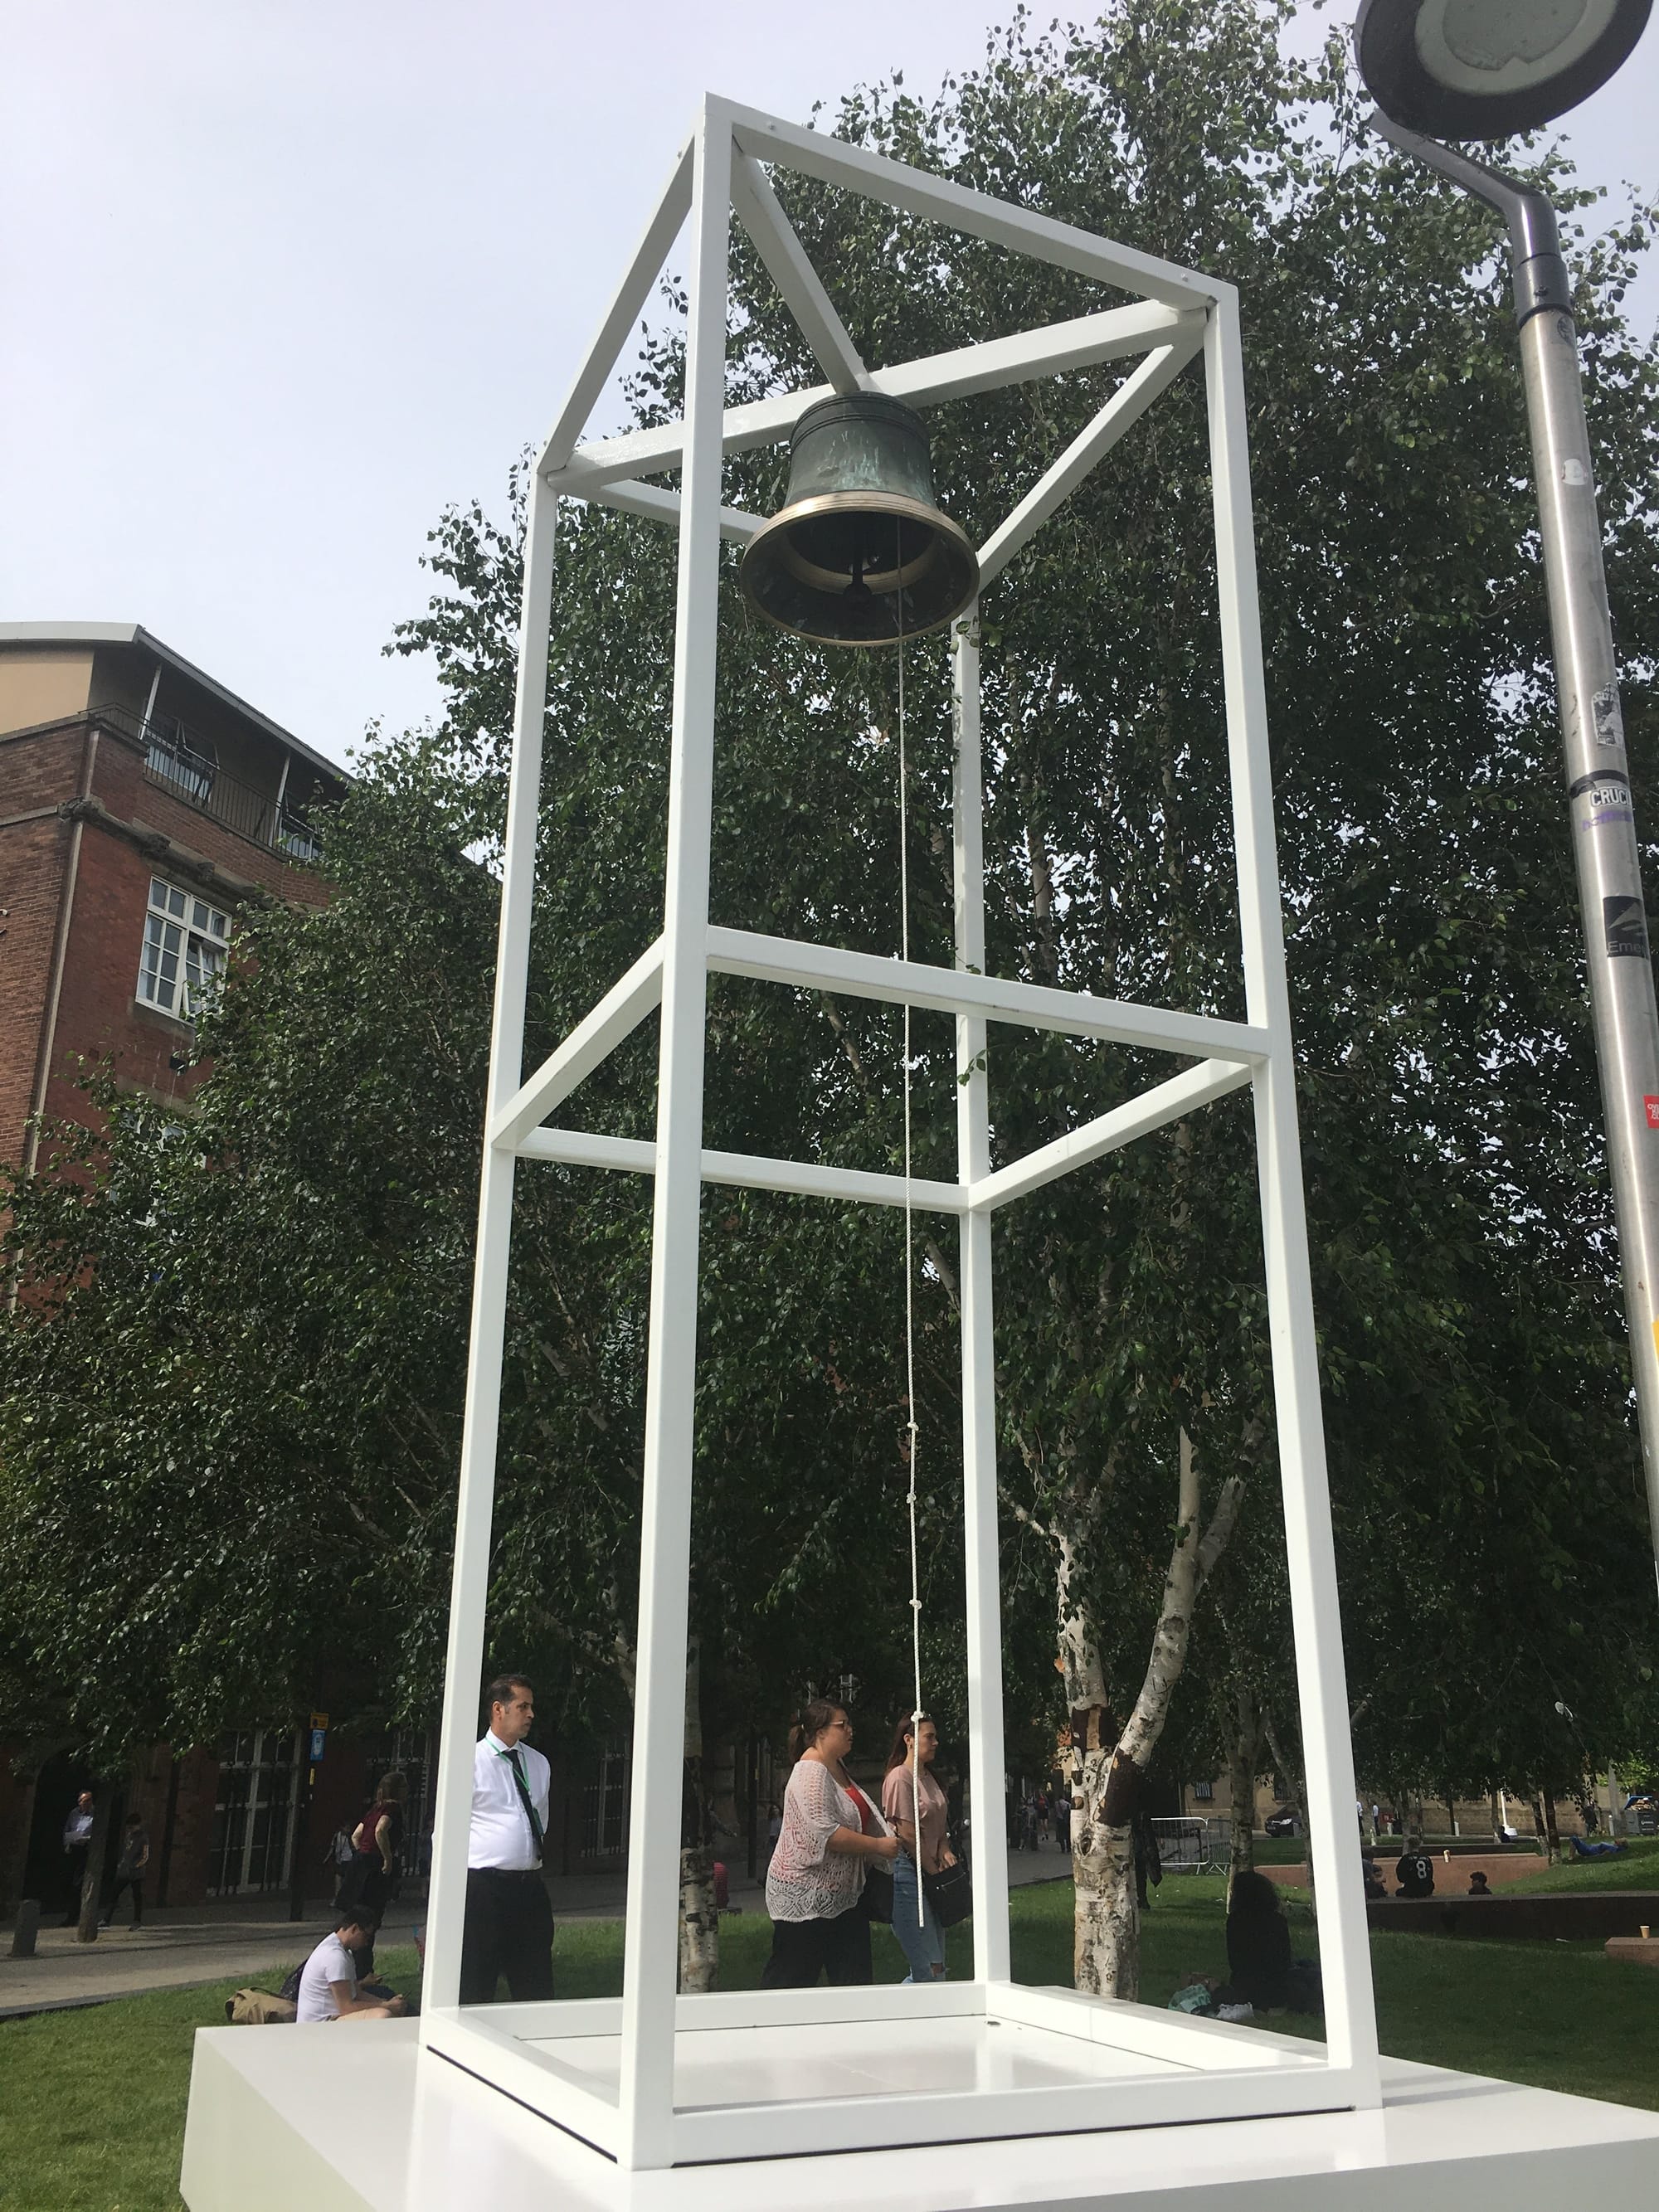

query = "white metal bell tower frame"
[{"left": 420, "top": 95, "right": 1380, "bottom": 2172}]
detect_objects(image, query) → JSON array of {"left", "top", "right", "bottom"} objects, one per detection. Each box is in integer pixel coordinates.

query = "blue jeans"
[{"left": 890, "top": 1853, "right": 946, "bottom": 1983}]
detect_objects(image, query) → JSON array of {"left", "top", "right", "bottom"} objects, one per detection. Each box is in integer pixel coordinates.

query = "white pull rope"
[{"left": 895, "top": 531, "right": 925, "bottom": 1932}]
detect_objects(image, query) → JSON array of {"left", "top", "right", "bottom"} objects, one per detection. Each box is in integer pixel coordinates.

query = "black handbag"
[
  {"left": 922, "top": 1859, "right": 973, "bottom": 1928},
  {"left": 862, "top": 1862, "right": 895, "bottom": 1923}
]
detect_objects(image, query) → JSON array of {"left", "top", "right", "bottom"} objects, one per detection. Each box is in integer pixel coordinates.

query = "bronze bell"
[{"left": 739, "top": 394, "right": 979, "bottom": 648}]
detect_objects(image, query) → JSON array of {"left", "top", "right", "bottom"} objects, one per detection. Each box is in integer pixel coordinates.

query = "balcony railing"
[{"left": 94, "top": 702, "right": 324, "bottom": 866}]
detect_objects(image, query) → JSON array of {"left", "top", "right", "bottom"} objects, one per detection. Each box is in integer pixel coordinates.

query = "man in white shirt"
[
  {"left": 61, "top": 1791, "right": 95, "bottom": 1926},
  {"left": 460, "top": 1674, "right": 554, "bottom": 2005},
  {"left": 296, "top": 1909, "right": 406, "bottom": 2023}
]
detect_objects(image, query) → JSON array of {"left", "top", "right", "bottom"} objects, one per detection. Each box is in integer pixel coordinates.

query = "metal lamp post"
[{"left": 1354, "top": 0, "right": 1659, "bottom": 1593}]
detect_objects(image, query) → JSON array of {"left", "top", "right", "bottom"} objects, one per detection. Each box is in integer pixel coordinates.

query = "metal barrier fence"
[{"left": 1150, "top": 1816, "right": 1230, "bottom": 1874}]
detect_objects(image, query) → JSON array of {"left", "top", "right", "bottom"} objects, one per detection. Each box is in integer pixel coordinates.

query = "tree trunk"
[
  {"left": 1227, "top": 1677, "right": 1261, "bottom": 1900},
  {"left": 707, "top": 1738, "right": 739, "bottom": 1860},
  {"left": 76, "top": 1787, "right": 115, "bottom": 1942},
  {"left": 1067, "top": 1430, "right": 1244, "bottom": 1998},
  {"left": 0, "top": 1771, "right": 36, "bottom": 1919},
  {"left": 1537, "top": 1788, "right": 1561, "bottom": 1865},
  {"left": 1262, "top": 1709, "right": 1312, "bottom": 1911},
  {"left": 679, "top": 1635, "right": 718, "bottom": 1992}
]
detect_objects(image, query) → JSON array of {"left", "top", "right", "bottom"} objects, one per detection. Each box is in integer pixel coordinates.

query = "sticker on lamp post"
[
  {"left": 1645, "top": 1097, "right": 1659, "bottom": 1131},
  {"left": 1604, "top": 896, "right": 1649, "bottom": 958}
]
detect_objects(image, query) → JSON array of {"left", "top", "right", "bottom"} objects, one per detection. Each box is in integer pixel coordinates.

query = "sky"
[{"left": 3, "top": 2, "right": 1655, "bottom": 775}]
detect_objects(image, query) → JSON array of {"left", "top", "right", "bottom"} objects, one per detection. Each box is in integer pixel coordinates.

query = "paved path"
[{"left": 0, "top": 1847, "right": 1073, "bottom": 2017}]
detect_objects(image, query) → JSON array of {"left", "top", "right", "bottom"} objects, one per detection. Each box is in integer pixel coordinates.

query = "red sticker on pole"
[{"left": 1646, "top": 1097, "right": 1659, "bottom": 1130}]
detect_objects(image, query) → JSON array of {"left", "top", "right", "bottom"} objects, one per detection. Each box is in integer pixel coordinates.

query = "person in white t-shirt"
[{"left": 296, "top": 1909, "right": 406, "bottom": 2023}]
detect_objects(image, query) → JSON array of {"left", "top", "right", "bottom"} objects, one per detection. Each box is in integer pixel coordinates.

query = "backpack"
[{"left": 225, "top": 1986, "right": 297, "bottom": 2025}]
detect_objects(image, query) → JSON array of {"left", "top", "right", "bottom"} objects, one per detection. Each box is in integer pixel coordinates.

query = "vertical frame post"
[
  {"left": 951, "top": 613, "right": 1012, "bottom": 1981},
  {"left": 424, "top": 478, "right": 559, "bottom": 2014},
  {"left": 615, "top": 101, "right": 733, "bottom": 2173},
  {"left": 1204, "top": 294, "right": 1380, "bottom": 2102}
]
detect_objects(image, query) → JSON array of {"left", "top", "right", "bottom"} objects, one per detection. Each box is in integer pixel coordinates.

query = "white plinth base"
[{"left": 181, "top": 2017, "right": 1659, "bottom": 2211}]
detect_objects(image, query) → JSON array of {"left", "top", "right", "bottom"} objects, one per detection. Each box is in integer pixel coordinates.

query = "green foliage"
[{"left": 2, "top": 0, "right": 1657, "bottom": 1800}]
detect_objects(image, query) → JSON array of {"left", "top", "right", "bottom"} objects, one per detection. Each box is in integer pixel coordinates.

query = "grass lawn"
[
  {"left": 1501, "top": 1836, "right": 1659, "bottom": 1894},
  {"left": 3, "top": 1884, "right": 1657, "bottom": 2211}
]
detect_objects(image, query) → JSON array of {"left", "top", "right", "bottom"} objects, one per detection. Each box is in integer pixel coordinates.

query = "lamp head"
[{"left": 1355, "top": 0, "right": 1652, "bottom": 138}]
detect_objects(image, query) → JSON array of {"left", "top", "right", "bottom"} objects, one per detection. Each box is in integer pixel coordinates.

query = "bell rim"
[{"left": 738, "top": 489, "right": 980, "bottom": 649}]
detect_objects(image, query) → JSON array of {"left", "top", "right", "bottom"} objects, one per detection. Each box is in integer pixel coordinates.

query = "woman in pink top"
[
  {"left": 880, "top": 1712, "right": 956, "bottom": 1983},
  {"left": 762, "top": 1700, "right": 899, "bottom": 1988}
]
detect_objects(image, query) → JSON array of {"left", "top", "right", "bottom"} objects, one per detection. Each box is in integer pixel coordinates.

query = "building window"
[
  {"left": 207, "top": 1729, "right": 296, "bottom": 1896},
  {"left": 138, "top": 876, "right": 229, "bottom": 1018},
  {"left": 1193, "top": 1779, "right": 1214, "bottom": 1803},
  {"left": 581, "top": 1739, "right": 630, "bottom": 1860}
]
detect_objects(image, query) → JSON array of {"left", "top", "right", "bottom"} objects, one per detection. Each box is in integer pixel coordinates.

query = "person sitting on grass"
[
  {"left": 296, "top": 1908, "right": 406, "bottom": 2024},
  {"left": 1395, "top": 1841, "right": 1436, "bottom": 1898},
  {"left": 1217, "top": 1870, "right": 1322, "bottom": 2015},
  {"left": 1467, "top": 1869, "right": 1492, "bottom": 1896}
]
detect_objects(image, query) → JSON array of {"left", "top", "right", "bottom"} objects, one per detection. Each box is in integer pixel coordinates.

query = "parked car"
[{"left": 1264, "top": 1810, "right": 1300, "bottom": 1838}]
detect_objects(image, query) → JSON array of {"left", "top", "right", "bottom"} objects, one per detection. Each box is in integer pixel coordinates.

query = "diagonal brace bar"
[
  {"left": 971, "top": 1057, "right": 1253, "bottom": 1212},
  {"left": 538, "top": 138, "right": 697, "bottom": 476},
  {"left": 589, "top": 477, "right": 764, "bottom": 542},
  {"left": 976, "top": 333, "right": 1204, "bottom": 588},
  {"left": 488, "top": 939, "right": 665, "bottom": 1151},
  {"left": 518, "top": 1123, "right": 970, "bottom": 1213},
  {"left": 706, "top": 925, "right": 1270, "bottom": 1066},
  {"left": 731, "top": 151, "right": 868, "bottom": 396}
]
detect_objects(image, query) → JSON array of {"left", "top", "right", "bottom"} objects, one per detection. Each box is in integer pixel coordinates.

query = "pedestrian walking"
[
  {"left": 61, "top": 1791, "right": 94, "bottom": 1925},
  {"left": 880, "top": 1712, "right": 955, "bottom": 1985},
  {"left": 1053, "top": 1789, "right": 1070, "bottom": 1852},
  {"left": 338, "top": 1772, "right": 406, "bottom": 1977},
  {"left": 324, "top": 1822, "right": 357, "bottom": 1905},
  {"left": 460, "top": 1675, "right": 554, "bottom": 2005},
  {"left": 761, "top": 1700, "right": 898, "bottom": 1988},
  {"left": 100, "top": 1813, "right": 149, "bottom": 1928}
]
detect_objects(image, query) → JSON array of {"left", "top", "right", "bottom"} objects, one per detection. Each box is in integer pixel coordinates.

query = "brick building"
[
  {"left": 0, "top": 623, "right": 362, "bottom": 1913},
  {"left": 0, "top": 626, "right": 635, "bottom": 1917}
]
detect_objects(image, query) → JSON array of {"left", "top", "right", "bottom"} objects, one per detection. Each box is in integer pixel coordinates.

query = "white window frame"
[{"left": 137, "top": 874, "right": 230, "bottom": 1020}]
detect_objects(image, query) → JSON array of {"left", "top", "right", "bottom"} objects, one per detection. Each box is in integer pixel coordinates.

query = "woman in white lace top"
[{"left": 762, "top": 1700, "right": 898, "bottom": 1988}]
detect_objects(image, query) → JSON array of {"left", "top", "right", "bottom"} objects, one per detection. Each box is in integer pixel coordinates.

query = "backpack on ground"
[{"left": 225, "top": 1985, "right": 297, "bottom": 2025}]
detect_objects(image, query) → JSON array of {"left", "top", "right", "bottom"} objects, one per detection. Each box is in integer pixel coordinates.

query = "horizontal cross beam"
[
  {"left": 704, "top": 926, "right": 1269, "bottom": 1067},
  {"left": 518, "top": 1124, "right": 970, "bottom": 1213},
  {"left": 551, "top": 301, "right": 1204, "bottom": 492},
  {"left": 725, "top": 100, "right": 1219, "bottom": 311}
]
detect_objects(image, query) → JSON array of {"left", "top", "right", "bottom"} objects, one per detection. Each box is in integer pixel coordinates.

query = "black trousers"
[
  {"left": 761, "top": 1904, "right": 873, "bottom": 1988},
  {"left": 62, "top": 1845, "right": 87, "bottom": 1923},
  {"left": 460, "top": 1868, "right": 556, "bottom": 2005},
  {"left": 104, "top": 1874, "right": 144, "bottom": 1926}
]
